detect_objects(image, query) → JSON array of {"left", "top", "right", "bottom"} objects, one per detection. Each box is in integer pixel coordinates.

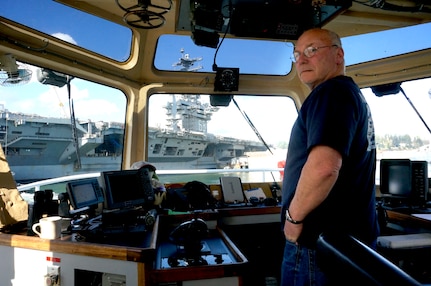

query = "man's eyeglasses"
[{"left": 292, "top": 45, "right": 338, "bottom": 62}]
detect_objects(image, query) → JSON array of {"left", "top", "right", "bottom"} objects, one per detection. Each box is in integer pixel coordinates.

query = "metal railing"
[
  {"left": 17, "top": 172, "right": 101, "bottom": 192},
  {"left": 17, "top": 168, "right": 283, "bottom": 193}
]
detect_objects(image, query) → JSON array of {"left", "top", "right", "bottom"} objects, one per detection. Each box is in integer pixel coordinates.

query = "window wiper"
[
  {"left": 67, "top": 78, "right": 82, "bottom": 170},
  {"left": 232, "top": 97, "right": 273, "bottom": 154},
  {"left": 38, "top": 69, "right": 81, "bottom": 169},
  {"left": 399, "top": 86, "right": 431, "bottom": 135}
]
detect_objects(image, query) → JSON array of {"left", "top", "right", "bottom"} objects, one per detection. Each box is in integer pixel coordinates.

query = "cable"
[{"left": 212, "top": 1, "right": 233, "bottom": 71}]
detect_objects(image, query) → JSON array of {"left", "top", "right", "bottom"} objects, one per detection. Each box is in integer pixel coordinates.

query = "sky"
[{"left": 1, "top": 0, "right": 431, "bottom": 142}]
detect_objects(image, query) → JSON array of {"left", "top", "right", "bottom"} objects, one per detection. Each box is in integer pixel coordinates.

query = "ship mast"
[
  {"left": 166, "top": 50, "right": 218, "bottom": 134},
  {"left": 172, "top": 48, "right": 203, "bottom": 72}
]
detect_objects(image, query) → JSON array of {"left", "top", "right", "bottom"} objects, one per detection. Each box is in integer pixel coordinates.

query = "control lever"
[{"left": 271, "top": 182, "right": 282, "bottom": 202}]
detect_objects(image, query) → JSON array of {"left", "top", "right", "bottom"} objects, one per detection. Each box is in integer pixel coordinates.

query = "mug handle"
[{"left": 32, "top": 223, "right": 42, "bottom": 236}]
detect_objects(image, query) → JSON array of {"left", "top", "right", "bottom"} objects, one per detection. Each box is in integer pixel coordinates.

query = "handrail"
[
  {"left": 17, "top": 168, "right": 283, "bottom": 192},
  {"left": 158, "top": 168, "right": 282, "bottom": 175},
  {"left": 17, "top": 172, "right": 101, "bottom": 192}
]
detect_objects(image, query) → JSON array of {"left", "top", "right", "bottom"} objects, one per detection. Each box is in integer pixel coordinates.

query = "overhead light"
[
  {"left": 37, "top": 68, "right": 70, "bottom": 87},
  {"left": 371, "top": 82, "right": 401, "bottom": 97},
  {"left": 210, "top": 94, "right": 233, "bottom": 106}
]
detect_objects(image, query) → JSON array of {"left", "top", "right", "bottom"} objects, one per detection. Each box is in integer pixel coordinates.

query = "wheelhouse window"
[
  {"left": 154, "top": 34, "right": 294, "bottom": 75},
  {"left": 148, "top": 94, "right": 297, "bottom": 184},
  {"left": 341, "top": 23, "right": 431, "bottom": 181},
  {"left": 0, "top": 62, "right": 126, "bottom": 183},
  {"left": 0, "top": 0, "right": 132, "bottom": 62},
  {"left": 363, "top": 77, "right": 431, "bottom": 182},
  {"left": 343, "top": 23, "right": 431, "bottom": 66}
]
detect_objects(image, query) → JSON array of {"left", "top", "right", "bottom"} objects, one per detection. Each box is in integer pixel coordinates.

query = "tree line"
[
  {"left": 275, "top": 134, "right": 429, "bottom": 151},
  {"left": 376, "top": 134, "right": 429, "bottom": 151}
]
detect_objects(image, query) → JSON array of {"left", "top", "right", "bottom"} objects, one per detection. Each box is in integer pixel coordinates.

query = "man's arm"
[{"left": 284, "top": 145, "right": 342, "bottom": 242}]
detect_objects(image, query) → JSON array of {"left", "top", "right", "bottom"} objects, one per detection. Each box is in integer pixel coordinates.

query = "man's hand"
[{"left": 284, "top": 220, "right": 303, "bottom": 244}]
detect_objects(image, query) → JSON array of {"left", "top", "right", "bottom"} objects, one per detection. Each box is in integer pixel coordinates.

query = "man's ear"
[{"left": 336, "top": 47, "right": 345, "bottom": 65}]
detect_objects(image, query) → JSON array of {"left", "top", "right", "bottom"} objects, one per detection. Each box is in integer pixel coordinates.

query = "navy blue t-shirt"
[{"left": 281, "top": 75, "right": 379, "bottom": 247}]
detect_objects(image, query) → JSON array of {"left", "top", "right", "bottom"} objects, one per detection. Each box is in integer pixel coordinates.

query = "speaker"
[{"left": 214, "top": 67, "right": 239, "bottom": 92}]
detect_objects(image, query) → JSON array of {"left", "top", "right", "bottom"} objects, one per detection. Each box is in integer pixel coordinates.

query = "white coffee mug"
[{"left": 32, "top": 216, "right": 62, "bottom": 239}]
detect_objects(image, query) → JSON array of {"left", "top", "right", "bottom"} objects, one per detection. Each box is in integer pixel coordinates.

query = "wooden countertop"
[
  {"left": 0, "top": 216, "right": 159, "bottom": 262},
  {"left": 386, "top": 210, "right": 431, "bottom": 230},
  {"left": 0, "top": 205, "right": 280, "bottom": 262}
]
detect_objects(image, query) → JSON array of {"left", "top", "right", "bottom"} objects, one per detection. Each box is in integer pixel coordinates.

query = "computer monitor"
[
  {"left": 99, "top": 168, "right": 155, "bottom": 210},
  {"left": 380, "top": 159, "right": 412, "bottom": 199},
  {"left": 380, "top": 159, "right": 430, "bottom": 208},
  {"left": 66, "top": 178, "right": 104, "bottom": 210}
]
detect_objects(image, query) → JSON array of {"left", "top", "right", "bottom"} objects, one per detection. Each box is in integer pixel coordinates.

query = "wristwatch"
[{"left": 286, "top": 209, "right": 303, "bottom": 224}]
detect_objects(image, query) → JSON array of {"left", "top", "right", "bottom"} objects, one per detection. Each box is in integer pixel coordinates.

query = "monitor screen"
[
  {"left": 100, "top": 168, "right": 155, "bottom": 210},
  {"left": 66, "top": 178, "right": 104, "bottom": 210},
  {"left": 380, "top": 159, "right": 412, "bottom": 198}
]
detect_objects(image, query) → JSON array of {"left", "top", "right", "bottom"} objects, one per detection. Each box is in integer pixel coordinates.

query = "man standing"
[{"left": 280, "top": 28, "right": 379, "bottom": 285}]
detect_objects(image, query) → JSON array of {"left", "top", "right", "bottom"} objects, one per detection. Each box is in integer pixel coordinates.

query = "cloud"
[
  {"left": 74, "top": 99, "right": 121, "bottom": 122},
  {"left": 51, "top": 33, "right": 78, "bottom": 45}
]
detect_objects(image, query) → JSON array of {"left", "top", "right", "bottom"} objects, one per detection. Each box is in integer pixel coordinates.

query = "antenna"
[{"left": 172, "top": 49, "right": 203, "bottom": 72}]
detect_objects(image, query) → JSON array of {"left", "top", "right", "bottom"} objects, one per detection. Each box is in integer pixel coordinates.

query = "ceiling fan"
[
  {"left": 115, "top": 0, "right": 172, "bottom": 29},
  {"left": 0, "top": 53, "right": 32, "bottom": 87}
]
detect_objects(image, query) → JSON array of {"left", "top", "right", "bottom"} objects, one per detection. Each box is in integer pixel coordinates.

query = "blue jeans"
[{"left": 280, "top": 240, "right": 329, "bottom": 286}]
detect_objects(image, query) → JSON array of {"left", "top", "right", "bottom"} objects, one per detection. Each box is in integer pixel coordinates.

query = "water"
[{"left": 19, "top": 182, "right": 67, "bottom": 203}]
